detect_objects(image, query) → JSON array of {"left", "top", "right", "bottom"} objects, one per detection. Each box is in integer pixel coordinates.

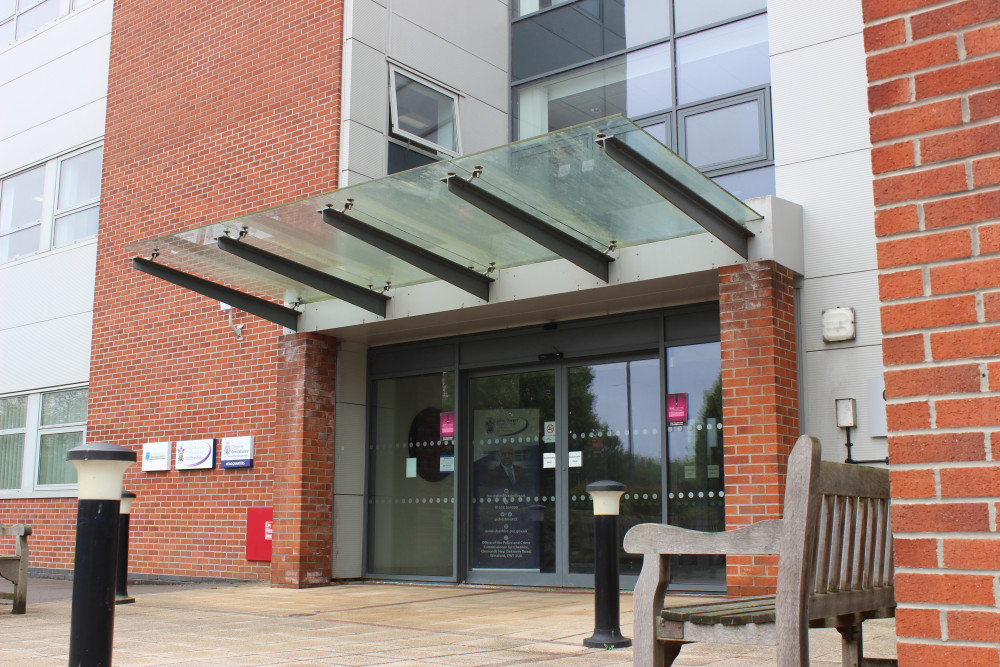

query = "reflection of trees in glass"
[
  {"left": 568, "top": 362, "right": 662, "bottom": 576},
  {"left": 669, "top": 372, "right": 724, "bottom": 533}
]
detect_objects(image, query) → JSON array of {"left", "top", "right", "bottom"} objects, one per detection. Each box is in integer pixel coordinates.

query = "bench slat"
[{"left": 662, "top": 597, "right": 777, "bottom": 626}]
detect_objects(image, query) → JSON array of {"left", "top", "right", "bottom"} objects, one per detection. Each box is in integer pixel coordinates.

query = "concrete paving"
[{"left": 0, "top": 577, "right": 897, "bottom": 666}]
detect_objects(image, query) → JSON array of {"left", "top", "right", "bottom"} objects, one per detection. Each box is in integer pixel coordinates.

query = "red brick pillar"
[
  {"left": 271, "top": 333, "right": 337, "bottom": 588},
  {"left": 719, "top": 260, "right": 798, "bottom": 595},
  {"left": 863, "top": 1, "right": 1000, "bottom": 663}
]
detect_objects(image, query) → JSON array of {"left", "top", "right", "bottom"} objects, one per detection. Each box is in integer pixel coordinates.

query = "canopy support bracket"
[
  {"left": 132, "top": 257, "right": 300, "bottom": 331},
  {"left": 444, "top": 174, "right": 613, "bottom": 282},
  {"left": 321, "top": 208, "right": 493, "bottom": 302},
  {"left": 217, "top": 236, "right": 389, "bottom": 317},
  {"left": 597, "top": 135, "right": 752, "bottom": 259}
]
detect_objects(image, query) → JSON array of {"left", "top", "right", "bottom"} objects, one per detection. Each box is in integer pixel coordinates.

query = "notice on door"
[{"left": 472, "top": 498, "right": 540, "bottom": 571}]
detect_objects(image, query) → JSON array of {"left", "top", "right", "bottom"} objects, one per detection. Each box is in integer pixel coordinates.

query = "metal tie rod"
[
  {"left": 321, "top": 207, "right": 493, "bottom": 302},
  {"left": 444, "top": 173, "right": 613, "bottom": 283},
  {"left": 217, "top": 236, "right": 389, "bottom": 317},
  {"left": 132, "top": 257, "right": 300, "bottom": 330},
  {"left": 597, "top": 135, "right": 753, "bottom": 259}
]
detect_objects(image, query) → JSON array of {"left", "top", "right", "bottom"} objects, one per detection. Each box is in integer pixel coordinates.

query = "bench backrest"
[{"left": 776, "top": 436, "right": 894, "bottom": 664}]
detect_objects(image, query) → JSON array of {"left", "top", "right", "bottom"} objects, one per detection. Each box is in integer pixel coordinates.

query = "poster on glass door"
[{"left": 471, "top": 408, "right": 542, "bottom": 570}]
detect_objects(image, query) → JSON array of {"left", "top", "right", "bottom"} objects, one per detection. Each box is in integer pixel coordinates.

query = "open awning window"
[{"left": 126, "top": 115, "right": 762, "bottom": 331}]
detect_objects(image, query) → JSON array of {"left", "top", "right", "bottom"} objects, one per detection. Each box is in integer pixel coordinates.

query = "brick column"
[
  {"left": 271, "top": 333, "right": 338, "bottom": 588},
  {"left": 863, "top": 1, "right": 1000, "bottom": 663},
  {"left": 719, "top": 260, "right": 799, "bottom": 596}
]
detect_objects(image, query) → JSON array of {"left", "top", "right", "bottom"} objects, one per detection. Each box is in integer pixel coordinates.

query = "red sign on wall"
[{"left": 246, "top": 507, "right": 273, "bottom": 561}]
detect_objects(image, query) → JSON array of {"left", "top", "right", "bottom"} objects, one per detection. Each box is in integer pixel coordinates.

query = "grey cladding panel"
[
  {"left": 665, "top": 305, "right": 721, "bottom": 344},
  {"left": 459, "top": 316, "right": 661, "bottom": 366},
  {"left": 369, "top": 341, "right": 456, "bottom": 377}
]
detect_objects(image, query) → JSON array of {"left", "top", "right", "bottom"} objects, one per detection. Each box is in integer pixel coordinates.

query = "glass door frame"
[
  {"left": 463, "top": 362, "right": 562, "bottom": 587},
  {"left": 461, "top": 351, "right": 663, "bottom": 589}
]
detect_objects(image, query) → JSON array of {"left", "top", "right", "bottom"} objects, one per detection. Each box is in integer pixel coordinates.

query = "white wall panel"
[
  {"left": 0, "top": 0, "right": 112, "bottom": 87},
  {"left": 0, "top": 311, "right": 92, "bottom": 394},
  {"left": 392, "top": 0, "right": 509, "bottom": 70},
  {"left": 343, "top": 120, "right": 387, "bottom": 180},
  {"left": 0, "top": 99, "right": 106, "bottom": 176},
  {"left": 767, "top": 0, "right": 863, "bottom": 56},
  {"left": 800, "top": 270, "right": 882, "bottom": 352},
  {"left": 771, "top": 33, "right": 870, "bottom": 167},
  {"left": 388, "top": 15, "right": 508, "bottom": 111},
  {"left": 345, "top": 40, "right": 389, "bottom": 132},
  {"left": 345, "top": 0, "right": 388, "bottom": 52},
  {"left": 459, "top": 97, "right": 509, "bottom": 153},
  {"left": 0, "top": 242, "right": 97, "bottom": 330},
  {"left": 802, "top": 344, "right": 887, "bottom": 464},
  {"left": 776, "top": 149, "right": 876, "bottom": 278},
  {"left": 0, "top": 36, "right": 110, "bottom": 144}
]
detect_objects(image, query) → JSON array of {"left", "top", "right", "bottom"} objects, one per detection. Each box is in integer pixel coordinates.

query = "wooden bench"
[
  {"left": 0, "top": 523, "right": 31, "bottom": 614},
  {"left": 624, "top": 435, "right": 895, "bottom": 667}
]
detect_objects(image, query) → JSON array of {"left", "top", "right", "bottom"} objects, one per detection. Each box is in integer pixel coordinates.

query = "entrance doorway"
[
  {"left": 364, "top": 307, "right": 726, "bottom": 590},
  {"left": 467, "top": 358, "right": 662, "bottom": 587}
]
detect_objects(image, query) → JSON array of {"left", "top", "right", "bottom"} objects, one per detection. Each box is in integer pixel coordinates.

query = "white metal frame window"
[
  {"left": 0, "top": 0, "right": 94, "bottom": 49},
  {"left": 388, "top": 66, "right": 461, "bottom": 157},
  {"left": 0, "top": 143, "right": 102, "bottom": 263},
  {"left": 0, "top": 387, "right": 86, "bottom": 495}
]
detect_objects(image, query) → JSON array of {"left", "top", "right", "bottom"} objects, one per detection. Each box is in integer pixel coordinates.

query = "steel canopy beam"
[
  {"left": 217, "top": 236, "right": 389, "bottom": 317},
  {"left": 598, "top": 135, "right": 753, "bottom": 259},
  {"left": 445, "top": 174, "right": 613, "bottom": 282},
  {"left": 132, "top": 257, "right": 300, "bottom": 330},
  {"left": 321, "top": 208, "right": 493, "bottom": 302}
]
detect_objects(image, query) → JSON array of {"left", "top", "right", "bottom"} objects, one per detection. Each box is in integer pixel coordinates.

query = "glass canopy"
[{"left": 127, "top": 115, "right": 761, "bottom": 324}]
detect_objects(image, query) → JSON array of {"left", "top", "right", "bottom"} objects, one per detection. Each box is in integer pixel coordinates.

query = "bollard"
[
  {"left": 67, "top": 443, "right": 136, "bottom": 667},
  {"left": 583, "top": 480, "right": 631, "bottom": 649},
  {"left": 115, "top": 490, "right": 136, "bottom": 605}
]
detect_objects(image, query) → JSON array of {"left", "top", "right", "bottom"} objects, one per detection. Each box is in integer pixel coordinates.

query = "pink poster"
[
  {"left": 666, "top": 393, "right": 688, "bottom": 425},
  {"left": 440, "top": 411, "right": 455, "bottom": 439}
]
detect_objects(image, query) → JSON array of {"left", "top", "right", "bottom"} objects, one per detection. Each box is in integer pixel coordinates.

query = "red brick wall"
[
  {"left": 272, "top": 333, "right": 338, "bottom": 588},
  {"left": 719, "top": 260, "right": 799, "bottom": 595},
  {"left": 864, "top": 0, "right": 1000, "bottom": 662},
  {"left": 0, "top": 0, "right": 344, "bottom": 580}
]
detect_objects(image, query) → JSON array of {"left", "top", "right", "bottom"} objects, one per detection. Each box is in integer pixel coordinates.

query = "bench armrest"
[
  {"left": 0, "top": 524, "right": 31, "bottom": 538},
  {"left": 624, "top": 519, "right": 783, "bottom": 557}
]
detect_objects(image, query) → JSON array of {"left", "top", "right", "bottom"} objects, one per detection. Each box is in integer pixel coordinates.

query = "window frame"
[
  {"left": 0, "top": 385, "right": 86, "bottom": 497},
  {"left": 677, "top": 89, "right": 771, "bottom": 173},
  {"left": 509, "top": 0, "right": 773, "bottom": 185},
  {"left": 0, "top": 141, "right": 102, "bottom": 264},
  {"left": 0, "top": 0, "right": 90, "bottom": 50},
  {"left": 388, "top": 65, "right": 462, "bottom": 158}
]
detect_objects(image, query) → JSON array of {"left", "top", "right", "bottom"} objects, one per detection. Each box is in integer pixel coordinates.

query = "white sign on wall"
[
  {"left": 142, "top": 442, "right": 171, "bottom": 472},
  {"left": 176, "top": 439, "right": 216, "bottom": 470},
  {"left": 220, "top": 436, "right": 254, "bottom": 469}
]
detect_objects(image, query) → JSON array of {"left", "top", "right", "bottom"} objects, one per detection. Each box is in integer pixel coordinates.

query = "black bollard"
[
  {"left": 67, "top": 443, "right": 137, "bottom": 667},
  {"left": 115, "top": 491, "right": 136, "bottom": 605},
  {"left": 583, "top": 480, "right": 631, "bottom": 649}
]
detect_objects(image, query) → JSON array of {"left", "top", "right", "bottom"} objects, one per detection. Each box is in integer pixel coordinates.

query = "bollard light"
[
  {"left": 583, "top": 480, "right": 631, "bottom": 649},
  {"left": 67, "top": 443, "right": 136, "bottom": 667},
  {"left": 115, "top": 490, "right": 137, "bottom": 605}
]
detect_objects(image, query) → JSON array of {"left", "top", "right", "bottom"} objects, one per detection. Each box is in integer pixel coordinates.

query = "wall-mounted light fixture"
[{"left": 821, "top": 306, "right": 856, "bottom": 342}]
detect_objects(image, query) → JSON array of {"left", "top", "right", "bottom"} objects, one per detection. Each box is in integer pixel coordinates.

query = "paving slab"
[{"left": 0, "top": 577, "right": 897, "bottom": 665}]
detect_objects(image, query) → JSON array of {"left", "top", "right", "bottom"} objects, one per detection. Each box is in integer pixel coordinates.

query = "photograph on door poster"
[{"left": 472, "top": 408, "right": 542, "bottom": 570}]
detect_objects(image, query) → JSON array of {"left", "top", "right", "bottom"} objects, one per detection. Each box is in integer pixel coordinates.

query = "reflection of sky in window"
[
  {"left": 584, "top": 358, "right": 660, "bottom": 459},
  {"left": 667, "top": 342, "right": 722, "bottom": 461}
]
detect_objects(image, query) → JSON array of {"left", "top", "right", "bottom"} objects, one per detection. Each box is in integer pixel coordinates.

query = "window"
[
  {"left": 0, "top": 387, "right": 86, "bottom": 494},
  {"left": 1, "top": 0, "right": 94, "bottom": 48},
  {"left": 389, "top": 67, "right": 460, "bottom": 157},
  {"left": 512, "top": 0, "right": 774, "bottom": 199},
  {"left": 0, "top": 144, "right": 102, "bottom": 263}
]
